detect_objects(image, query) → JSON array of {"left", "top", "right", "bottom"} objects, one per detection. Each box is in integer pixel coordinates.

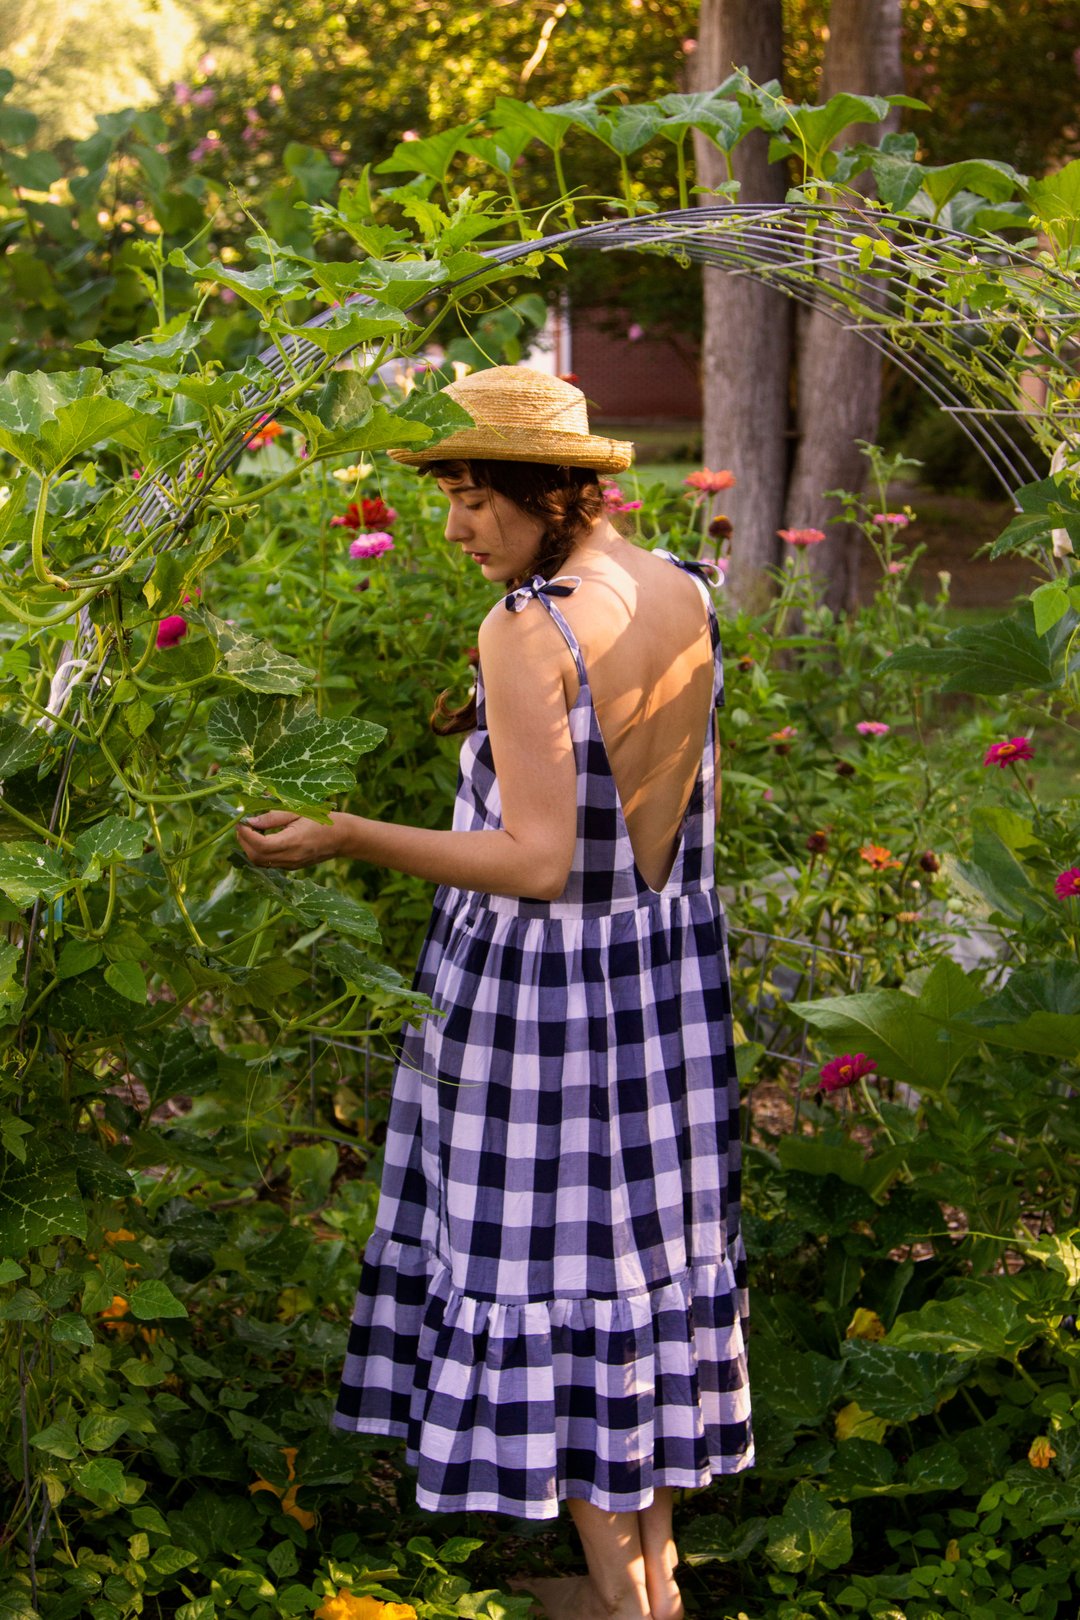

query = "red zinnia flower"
[
  {"left": 816, "top": 1053, "right": 878, "bottom": 1093},
  {"left": 778, "top": 527, "right": 826, "bottom": 547},
  {"left": 361, "top": 496, "right": 397, "bottom": 528},
  {"left": 859, "top": 843, "right": 901, "bottom": 871},
  {"left": 983, "top": 737, "right": 1035, "bottom": 768},
  {"left": 330, "top": 502, "right": 362, "bottom": 530},
  {"left": 1054, "top": 867, "right": 1080, "bottom": 900},
  {"left": 685, "top": 468, "right": 736, "bottom": 494}
]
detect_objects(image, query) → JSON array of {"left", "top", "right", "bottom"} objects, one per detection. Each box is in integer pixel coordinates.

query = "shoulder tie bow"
[{"left": 503, "top": 574, "right": 583, "bottom": 613}]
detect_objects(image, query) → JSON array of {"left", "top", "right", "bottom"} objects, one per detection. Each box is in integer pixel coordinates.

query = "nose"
[{"left": 444, "top": 504, "right": 471, "bottom": 545}]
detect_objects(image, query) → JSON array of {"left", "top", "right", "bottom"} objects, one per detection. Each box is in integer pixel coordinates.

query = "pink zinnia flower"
[
  {"left": 778, "top": 527, "right": 826, "bottom": 547},
  {"left": 348, "top": 533, "right": 394, "bottom": 560},
  {"left": 603, "top": 486, "right": 642, "bottom": 513},
  {"left": 983, "top": 737, "right": 1034, "bottom": 769},
  {"left": 627, "top": 323, "right": 644, "bottom": 342},
  {"left": 887, "top": 560, "right": 906, "bottom": 575},
  {"left": 874, "top": 513, "right": 911, "bottom": 528},
  {"left": 189, "top": 136, "right": 222, "bottom": 164},
  {"left": 816, "top": 1053, "right": 878, "bottom": 1093},
  {"left": 156, "top": 615, "right": 188, "bottom": 649},
  {"left": 856, "top": 721, "right": 890, "bottom": 737},
  {"left": 191, "top": 86, "right": 216, "bottom": 109},
  {"left": 1054, "top": 867, "right": 1080, "bottom": 900},
  {"left": 685, "top": 468, "right": 736, "bottom": 494},
  {"left": 173, "top": 82, "right": 192, "bottom": 106}
]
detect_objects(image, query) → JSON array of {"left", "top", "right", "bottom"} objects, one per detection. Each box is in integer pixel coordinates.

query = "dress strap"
[
  {"left": 652, "top": 548, "right": 726, "bottom": 711},
  {"left": 502, "top": 574, "right": 587, "bottom": 683}
]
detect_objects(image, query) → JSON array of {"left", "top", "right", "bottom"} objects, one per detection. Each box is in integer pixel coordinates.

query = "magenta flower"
[
  {"left": 348, "top": 533, "right": 394, "bottom": 560},
  {"left": 173, "top": 82, "right": 192, "bottom": 106},
  {"left": 874, "top": 512, "right": 912, "bottom": 528},
  {"left": 156, "top": 615, "right": 188, "bottom": 649},
  {"left": 817, "top": 1053, "right": 878, "bottom": 1093},
  {"left": 887, "top": 560, "right": 906, "bottom": 575},
  {"left": 1054, "top": 868, "right": 1080, "bottom": 900},
  {"left": 983, "top": 737, "right": 1035, "bottom": 768},
  {"left": 191, "top": 86, "right": 216, "bottom": 109},
  {"left": 627, "top": 323, "right": 644, "bottom": 342},
  {"left": 189, "top": 136, "right": 222, "bottom": 163},
  {"left": 778, "top": 527, "right": 826, "bottom": 547},
  {"left": 602, "top": 486, "right": 643, "bottom": 513},
  {"left": 856, "top": 721, "right": 890, "bottom": 737}
]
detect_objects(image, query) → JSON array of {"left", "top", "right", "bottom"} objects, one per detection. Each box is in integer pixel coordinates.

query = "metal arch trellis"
[{"left": 25, "top": 200, "right": 1080, "bottom": 1016}]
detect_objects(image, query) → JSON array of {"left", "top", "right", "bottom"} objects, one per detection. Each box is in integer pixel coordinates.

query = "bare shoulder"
[{"left": 477, "top": 594, "right": 577, "bottom": 689}]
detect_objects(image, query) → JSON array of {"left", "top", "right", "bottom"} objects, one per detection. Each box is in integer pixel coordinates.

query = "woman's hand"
[{"left": 235, "top": 810, "right": 342, "bottom": 870}]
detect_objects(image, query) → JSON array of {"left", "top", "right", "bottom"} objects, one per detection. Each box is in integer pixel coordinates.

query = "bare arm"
[{"left": 235, "top": 602, "right": 579, "bottom": 902}]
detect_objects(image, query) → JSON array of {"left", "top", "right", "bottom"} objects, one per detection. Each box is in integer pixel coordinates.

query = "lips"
[{"left": 467, "top": 552, "right": 490, "bottom": 562}]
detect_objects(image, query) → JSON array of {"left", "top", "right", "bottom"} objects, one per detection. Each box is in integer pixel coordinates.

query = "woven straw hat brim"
[{"left": 388, "top": 426, "right": 633, "bottom": 474}]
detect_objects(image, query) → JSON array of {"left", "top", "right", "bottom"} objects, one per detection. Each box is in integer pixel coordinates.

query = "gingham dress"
[{"left": 332, "top": 547, "right": 753, "bottom": 1517}]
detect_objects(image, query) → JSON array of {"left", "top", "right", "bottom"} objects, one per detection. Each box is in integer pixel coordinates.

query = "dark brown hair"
[{"left": 425, "top": 458, "right": 606, "bottom": 736}]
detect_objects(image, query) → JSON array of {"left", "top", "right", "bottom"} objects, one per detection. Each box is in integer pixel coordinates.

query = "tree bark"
[
  {"left": 693, "top": 0, "right": 789, "bottom": 615},
  {"left": 782, "top": 0, "right": 904, "bottom": 611}
]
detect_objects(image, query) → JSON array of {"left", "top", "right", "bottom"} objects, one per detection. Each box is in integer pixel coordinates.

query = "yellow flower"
[
  {"left": 944, "top": 1539, "right": 961, "bottom": 1562},
  {"left": 314, "top": 1594, "right": 416, "bottom": 1620},
  {"left": 331, "top": 462, "right": 374, "bottom": 483},
  {"left": 249, "top": 1445, "right": 317, "bottom": 1530},
  {"left": 1028, "top": 1435, "right": 1056, "bottom": 1469},
  {"left": 845, "top": 1308, "right": 886, "bottom": 1342}
]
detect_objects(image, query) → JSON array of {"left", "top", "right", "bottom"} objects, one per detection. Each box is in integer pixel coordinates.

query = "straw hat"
[{"left": 387, "top": 365, "right": 634, "bottom": 473}]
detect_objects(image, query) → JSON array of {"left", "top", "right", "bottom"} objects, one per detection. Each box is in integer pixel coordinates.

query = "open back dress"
[{"left": 332, "top": 547, "right": 753, "bottom": 1518}]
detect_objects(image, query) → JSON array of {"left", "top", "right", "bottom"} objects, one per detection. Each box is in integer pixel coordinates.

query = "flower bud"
[{"left": 919, "top": 850, "right": 940, "bottom": 873}]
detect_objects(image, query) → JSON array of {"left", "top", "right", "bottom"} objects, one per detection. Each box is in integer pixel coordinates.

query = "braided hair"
[{"left": 424, "top": 458, "right": 607, "bottom": 736}]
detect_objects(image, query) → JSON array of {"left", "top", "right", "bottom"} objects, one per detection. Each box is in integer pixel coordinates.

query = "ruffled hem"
[{"left": 332, "top": 1234, "right": 754, "bottom": 1519}]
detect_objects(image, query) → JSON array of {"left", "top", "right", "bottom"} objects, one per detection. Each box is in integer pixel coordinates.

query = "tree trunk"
[
  {"left": 782, "top": 0, "right": 904, "bottom": 612},
  {"left": 693, "top": 0, "right": 789, "bottom": 615}
]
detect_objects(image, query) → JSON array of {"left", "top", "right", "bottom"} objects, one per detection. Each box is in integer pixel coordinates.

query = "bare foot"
[{"left": 508, "top": 1573, "right": 651, "bottom": 1620}]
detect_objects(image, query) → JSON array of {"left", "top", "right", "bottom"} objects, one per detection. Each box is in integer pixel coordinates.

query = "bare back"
[{"left": 546, "top": 540, "right": 716, "bottom": 892}]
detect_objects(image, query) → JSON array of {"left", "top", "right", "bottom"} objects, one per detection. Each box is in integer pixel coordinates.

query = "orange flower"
[
  {"left": 1028, "top": 1436, "right": 1056, "bottom": 1469},
  {"left": 249, "top": 1445, "right": 317, "bottom": 1530},
  {"left": 684, "top": 468, "right": 736, "bottom": 494},
  {"left": 100, "top": 1296, "right": 135, "bottom": 1341},
  {"left": 248, "top": 418, "right": 285, "bottom": 452},
  {"left": 859, "top": 843, "right": 901, "bottom": 871}
]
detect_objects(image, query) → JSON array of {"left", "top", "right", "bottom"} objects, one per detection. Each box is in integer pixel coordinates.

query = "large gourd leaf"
[{"left": 207, "top": 693, "right": 384, "bottom": 812}]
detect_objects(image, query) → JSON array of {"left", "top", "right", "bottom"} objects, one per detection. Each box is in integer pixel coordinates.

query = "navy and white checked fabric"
[{"left": 332, "top": 547, "right": 753, "bottom": 1517}]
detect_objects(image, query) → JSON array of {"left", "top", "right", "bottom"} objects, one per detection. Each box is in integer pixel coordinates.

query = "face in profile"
[{"left": 438, "top": 475, "right": 547, "bottom": 585}]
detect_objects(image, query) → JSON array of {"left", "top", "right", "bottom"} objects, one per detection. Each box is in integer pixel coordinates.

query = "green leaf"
[
  {"left": 241, "top": 865, "right": 381, "bottom": 944},
  {"left": 491, "top": 96, "right": 574, "bottom": 153},
  {"left": 1032, "top": 580, "right": 1071, "bottom": 636},
  {"left": 271, "top": 301, "right": 413, "bottom": 357},
  {"left": 103, "top": 960, "right": 147, "bottom": 1004},
  {"left": 0, "top": 1259, "right": 25, "bottom": 1284},
  {"left": 57, "top": 939, "right": 103, "bottom": 980},
  {"left": 0, "top": 943, "right": 25, "bottom": 1024},
  {"left": 826, "top": 1439, "right": 897, "bottom": 1499},
  {"left": 315, "top": 371, "right": 372, "bottom": 432},
  {"left": 117, "top": 1357, "right": 168, "bottom": 1386},
  {"left": 208, "top": 693, "right": 384, "bottom": 812},
  {"left": 50, "top": 1312, "right": 94, "bottom": 1346},
  {"left": 50, "top": 970, "right": 155, "bottom": 1033},
  {"left": 129, "top": 1279, "right": 187, "bottom": 1320},
  {"left": 393, "top": 386, "right": 475, "bottom": 447},
  {"left": 886, "top": 1284, "right": 1036, "bottom": 1359},
  {"left": 0, "top": 370, "right": 151, "bottom": 473},
  {"left": 751, "top": 1341, "right": 844, "bottom": 1429},
  {"left": 951, "top": 962, "right": 1080, "bottom": 1058},
  {"left": 1027, "top": 156, "right": 1080, "bottom": 237},
  {"left": 0, "top": 842, "right": 68, "bottom": 907},
  {"left": 878, "top": 610, "right": 1058, "bottom": 695},
  {"left": 841, "top": 1341, "right": 969, "bottom": 1422},
  {"left": 680, "top": 1513, "right": 770, "bottom": 1566},
  {"left": 765, "top": 1481, "right": 853, "bottom": 1575},
  {"left": 0, "top": 101, "right": 39, "bottom": 146},
  {"left": 79, "top": 1412, "right": 130, "bottom": 1451},
  {"left": 80, "top": 322, "right": 213, "bottom": 371},
  {"left": 74, "top": 1457, "right": 126, "bottom": 1499},
  {"left": 0, "top": 1140, "right": 84, "bottom": 1250},
  {"left": 74, "top": 814, "right": 144, "bottom": 881},
  {"left": 1, "top": 150, "right": 61, "bottom": 192},
  {"left": 30, "top": 1420, "right": 80, "bottom": 1460},
  {"left": 192, "top": 608, "right": 316, "bottom": 696},
  {"left": 321, "top": 940, "right": 405, "bottom": 991},
  {"left": 166, "top": 253, "right": 311, "bottom": 316},
  {"left": 920, "top": 158, "right": 1025, "bottom": 210},
  {"left": 656, "top": 91, "right": 742, "bottom": 148},
  {"left": 376, "top": 125, "right": 474, "bottom": 182},
  {"left": 130, "top": 1026, "right": 220, "bottom": 1105},
  {"left": 0, "top": 719, "right": 47, "bottom": 781}
]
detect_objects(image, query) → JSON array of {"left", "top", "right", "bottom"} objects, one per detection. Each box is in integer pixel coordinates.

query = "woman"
[{"left": 236, "top": 367, "right": 753, "bottom": 1620}]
